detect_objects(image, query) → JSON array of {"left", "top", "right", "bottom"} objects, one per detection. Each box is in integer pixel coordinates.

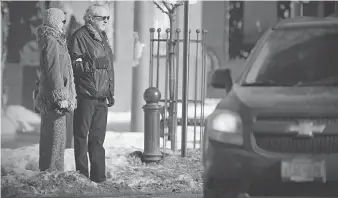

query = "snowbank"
[
  {"left": 1, "top": 106, "right": 41, "bottom": 142},
  {"left": 2, "top": 132, "right": 203, "bottom": 197},
  {"left": 1, "top": 114, "right": 18, "bottom": 142},
  {"left": 2, "top": 129, "right": 203, "bottom": 175},
  {"left": 1, "top": 142, "right": 141, "bottom": 176},
  {"left": 107, "top": 112, "right": 131, "bottom": 123}
]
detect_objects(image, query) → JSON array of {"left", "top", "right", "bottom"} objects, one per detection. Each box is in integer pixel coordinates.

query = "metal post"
[
  {"left": 142, "top": 87, "right": 162, "bottom": 163},
  {"left": 181, "top": 1, "right": 189, "bottom": 157},
  {"left": 200, "top": 30, "right": 208, "bottom": 148},
  {"left": 149, "top": 28, "right": 155, "bottom": 87},
  {"left": 193, "top": 29, "right": 200, "bottom": 148}
]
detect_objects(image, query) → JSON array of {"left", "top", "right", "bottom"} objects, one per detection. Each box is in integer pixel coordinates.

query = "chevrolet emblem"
[{"left": 287, "top": 121, "right": 326, "bottom": 137}]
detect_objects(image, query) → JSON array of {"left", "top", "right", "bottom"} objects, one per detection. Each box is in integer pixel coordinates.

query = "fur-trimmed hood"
[{"left": 37, "top": 25, "right": 67, "bottom": 49}]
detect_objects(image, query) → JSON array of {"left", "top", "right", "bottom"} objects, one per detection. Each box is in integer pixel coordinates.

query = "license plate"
[{"left": 281, "top": 159, "right": 326, "bottom": 182}]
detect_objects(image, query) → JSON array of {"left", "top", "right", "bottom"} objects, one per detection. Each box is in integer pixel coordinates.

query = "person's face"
[
  {"left": 57, "top": 13, "right": 67, "bottom": 32},
  {"left": 91, "top": 7, "right": 110, "bottom": 32}
]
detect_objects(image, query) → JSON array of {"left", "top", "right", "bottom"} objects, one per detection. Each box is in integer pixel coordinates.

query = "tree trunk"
[{"left": 2, "top": 2, "right": 10, "bottom": 109}]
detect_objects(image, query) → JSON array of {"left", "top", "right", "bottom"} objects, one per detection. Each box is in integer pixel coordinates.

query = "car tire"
[{"left": 203, "top": 189, "right": 238, "bottom": 198}]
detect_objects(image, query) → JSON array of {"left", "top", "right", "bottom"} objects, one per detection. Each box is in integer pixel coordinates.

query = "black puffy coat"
[{"left": 68, "top": 24, "right": 114, "bottom": 104}]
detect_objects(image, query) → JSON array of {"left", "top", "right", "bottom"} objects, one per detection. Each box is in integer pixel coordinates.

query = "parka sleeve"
[
  {"left": 43, "top": 36, "right": 68, "bottom": 102},
  {"left": 68, "top": 35, "right": 85, "bottom": 73}
]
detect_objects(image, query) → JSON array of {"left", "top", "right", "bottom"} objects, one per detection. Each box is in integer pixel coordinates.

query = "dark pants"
[
  {"left": 66, "top": 111, "right": 74, "bottom": 148},
  {"left": 73, "top": 97, "right": 108, "bottom": 182}
]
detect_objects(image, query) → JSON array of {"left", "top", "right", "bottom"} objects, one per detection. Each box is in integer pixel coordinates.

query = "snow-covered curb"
[
  {"left": 2, "top": 130, "right": 203, "bottom": 177},
  {"left": 2, "top": 132, "right": 203, "bottom": 196}
]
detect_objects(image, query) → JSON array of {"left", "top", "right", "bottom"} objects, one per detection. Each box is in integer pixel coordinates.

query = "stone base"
[{"left": 141, "top": 152, "right": 162, "bottom": 163}]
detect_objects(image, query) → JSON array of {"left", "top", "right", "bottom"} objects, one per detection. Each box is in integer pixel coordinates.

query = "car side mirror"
[{"left": 211, "top": 68, "right": 233, "bottom": 93}]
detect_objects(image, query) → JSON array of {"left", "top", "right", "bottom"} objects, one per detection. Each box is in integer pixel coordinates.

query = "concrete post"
[
  {"left": 317, "top": 1, "right": 324, "bottom": 17},
  {"left": 131, "top": 1, "right": 152, "bottom": 132},
  {"left": 142, "top": 87, "right": 162, "bottom": 163},
  {"left": 291, "top": 2, "right": 302, "bottom": 17}
]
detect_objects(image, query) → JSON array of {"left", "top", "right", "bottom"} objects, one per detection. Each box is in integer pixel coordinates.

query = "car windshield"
[{"left": 243, "top": 27, "right": 338, "bottom": 86}]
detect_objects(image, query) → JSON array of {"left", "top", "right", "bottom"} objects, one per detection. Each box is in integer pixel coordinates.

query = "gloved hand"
[
  {"left": 59, "top": 100, "right": 69, "bottom": 108},
  {"left": 106, "top": 97, "right": 115, "bottom": 107},
  {"left": 54, "top": 100, "right": 70, "bottom": 115}
]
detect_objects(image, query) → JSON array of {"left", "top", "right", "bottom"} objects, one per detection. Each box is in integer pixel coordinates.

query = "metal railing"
[{"left": 149, "top": 27, "right": 208, "bottom": 151}]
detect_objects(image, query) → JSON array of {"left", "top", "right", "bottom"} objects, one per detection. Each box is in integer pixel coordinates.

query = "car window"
[{"left": 244, "top": 27, "right": 338, "bottom": 86}]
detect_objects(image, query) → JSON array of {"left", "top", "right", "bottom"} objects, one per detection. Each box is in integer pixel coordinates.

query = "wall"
[
  {"left": 201, "top": 1, "right": 227, "bottom": 98},
  {"left": 112, "top": 1, "right": 134, "bottom": 112},
  {"left": 202, "top": 1, "right": 228, "bottom": 66},
  {"left": 243, "top": 1, "right": 277, "bottom": 45}
]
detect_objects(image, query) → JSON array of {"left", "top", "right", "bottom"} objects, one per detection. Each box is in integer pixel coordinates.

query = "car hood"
[{"left": 217, "top": 85, "right": 338, "bottom": 115}]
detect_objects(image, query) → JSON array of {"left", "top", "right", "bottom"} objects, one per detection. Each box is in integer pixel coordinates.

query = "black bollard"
[{"left": 141, "top": 87, "right": 162, "bottom": 163}]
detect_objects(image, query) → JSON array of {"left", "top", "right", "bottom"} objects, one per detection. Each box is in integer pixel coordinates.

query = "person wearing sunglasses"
[
  {"left": 68, "top": 3, "right": 114, "bottom": 183},
  {"left": 34, "top": 8, "right": 77, "bottom": 172}
]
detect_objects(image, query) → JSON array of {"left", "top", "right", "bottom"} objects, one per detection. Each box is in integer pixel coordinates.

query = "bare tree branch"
[
  {"left": 161, "top": 1, "right": 171, "bottom": 12},
  {"left": 153, "top": 0, "right": 169, "bottom": 15},
  {"left": 153, "top": 0, "right": 183, "bottom": 16},
  {"left": 172, "top": 2, "right": 184, "bottom": 10}
]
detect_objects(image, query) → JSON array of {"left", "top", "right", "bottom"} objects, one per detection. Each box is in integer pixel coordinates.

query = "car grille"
[
  {"left": 255, "top": 116, "right": 338, "bottom": 124},
  {"left": 254, "top": 133, "right": 338, "bottom": 154}
]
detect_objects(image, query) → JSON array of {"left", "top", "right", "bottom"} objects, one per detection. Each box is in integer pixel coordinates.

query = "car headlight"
[{"left": 211, "top": 110, "right": 242, "bottom": 133}]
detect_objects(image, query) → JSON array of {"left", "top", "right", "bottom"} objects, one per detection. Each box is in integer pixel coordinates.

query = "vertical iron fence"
[{"left": 149, "top": 28, "right": 208, "bottom": 151}]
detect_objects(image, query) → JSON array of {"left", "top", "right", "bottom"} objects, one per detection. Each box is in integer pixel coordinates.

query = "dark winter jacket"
[
  {"left": 68, "top": 24, "right": 115, "bottom": 105},
  {"left": 35, "top": 25, "right": 77, "bottom": 115}
]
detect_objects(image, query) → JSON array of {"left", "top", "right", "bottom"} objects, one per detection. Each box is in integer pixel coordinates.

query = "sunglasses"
[
  {"left": 93, "top": 15, "right": 110, "bottom": 21},
  {"left": 62, "top": 20, "right": 66, "bottom": 24}
]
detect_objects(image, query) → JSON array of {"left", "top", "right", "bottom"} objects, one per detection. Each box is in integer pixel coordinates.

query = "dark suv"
[{"left": 203, "top": 17, "right": 338, "bottom": 198}]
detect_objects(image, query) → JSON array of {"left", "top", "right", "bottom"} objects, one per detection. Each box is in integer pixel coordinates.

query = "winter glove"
[
  {"left": 53, "top": 100, "right": 70, "bottom": 115},
  {"left": 59, "top": 100, "right": 68, "bottom": 108},
  {"left": 107, "top": 97, "right": 115, "bottom": 107}
]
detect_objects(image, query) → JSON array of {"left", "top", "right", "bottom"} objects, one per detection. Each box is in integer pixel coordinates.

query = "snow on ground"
[
  {"left": 1, "top": 98, "right": 219, "bottom": 174},
  {"left": 2, "top": 131, "right": 203, "bottom": 197},
  {"left": 2, "top": 127, "right": 204, "bottom": 176},
  {"left": 1, "top": 106, "right": 41, "bottom": 142},
  {"left": 2, "top": 136, "right": 141, "bottom": 177},
  {"left": 1, "top": 98, "right": 220, "bottom": 196}
]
